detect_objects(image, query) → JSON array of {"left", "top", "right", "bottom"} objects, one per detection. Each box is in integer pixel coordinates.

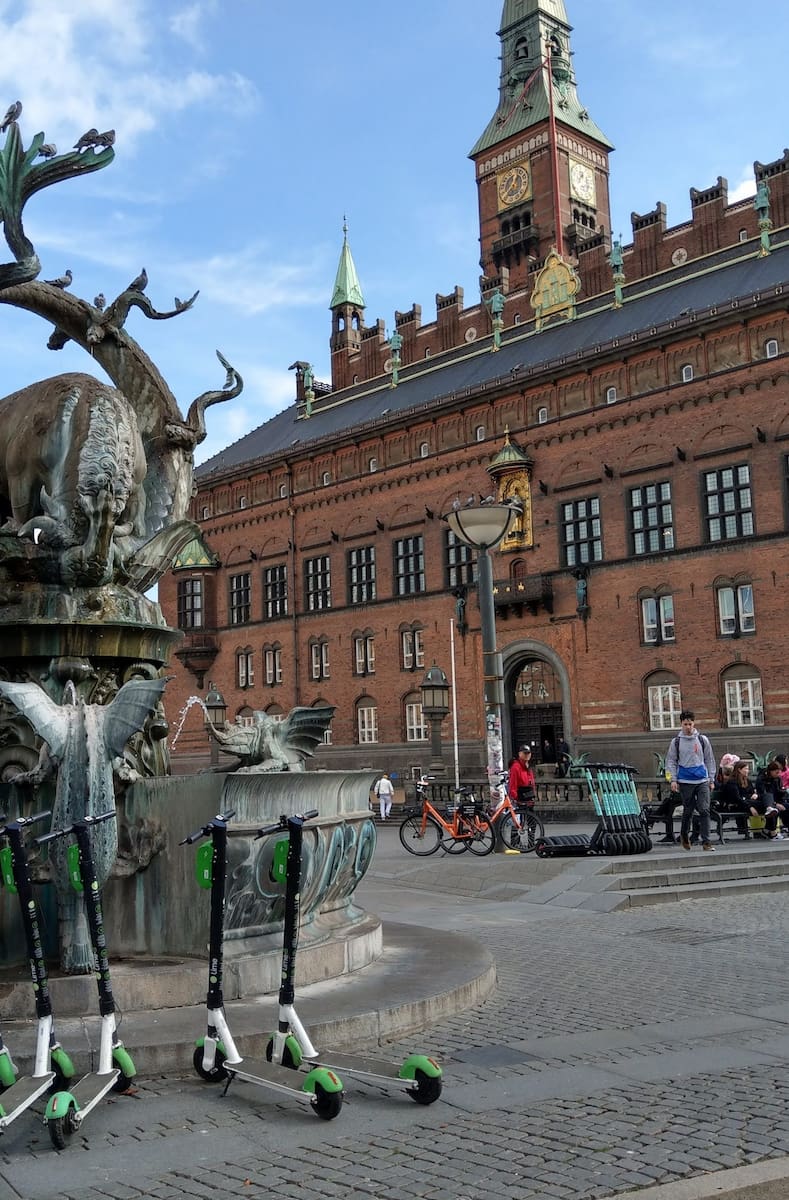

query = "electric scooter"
[
  {"left": 0, "top": 809, "right": 75, "bottom": 1133},
  {"left": 37, "top": 811, "right": 137, "bottom": 1149},
  {"left": 182, "top": 809, "right": 344, "bottom": 1120},
  {"left": 259, "top": 809, "right": 442, "bottom": 1105}
]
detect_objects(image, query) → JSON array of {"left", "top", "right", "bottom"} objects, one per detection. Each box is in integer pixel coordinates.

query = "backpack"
[{"left": 672, "top": 733, "right": 711, "bottom": 762}]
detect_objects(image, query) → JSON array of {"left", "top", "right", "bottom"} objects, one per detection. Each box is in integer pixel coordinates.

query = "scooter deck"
[
  {"left": 225, "top": 1057, "right": 318, "bottom": 1102},
  {"left": 0, "top": 1072, "right": 55, "bottom": 1127},
  {"left": 67, "top": 1069, "right": 120, "bottom": 1115}
]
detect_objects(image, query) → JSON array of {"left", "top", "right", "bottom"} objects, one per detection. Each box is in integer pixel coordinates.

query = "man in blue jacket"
[{"left": 665, "top": 709, "right": 718, "bottom": 852}]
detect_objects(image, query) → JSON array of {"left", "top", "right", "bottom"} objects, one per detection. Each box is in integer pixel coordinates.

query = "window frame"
[
  {"left": 724, "top": 675, "right": 764, "bottom": 727},
  {"left": 357, "top": 701, "right": 379, "bottom": 744},
  {"left": 305, "top": 555, "right": 331, "bottom": 612},
  {"left": 263, "top": 563, "right": 288, "bottom": 620},
  {"left": 229, "top": 572, "right": 251, "bottom": 626},
  {"left": 177, "top": 577, "right": 204, "bottom": 630},
  {"left": 353, "top": 633, "right": 375, "bottom": 676},
  {"left": 641, "top": 594, "right": 675, "bottom": 645},
  {"left": 561, "top": 495, "right": 602, "bottom": 568},
  {"left": 646, "top": 680, "right": 682, "bottom": 731},
  {"left": 401, "top": 626, "right": 425, "bottom": 671},
  {"left": 347, "top": 545, "right": 376, "bottom": 605},
  {"left": 394, "top": 534, "right": 426, "bottom": 596},
  {"left": 704, "top": 464, "right": 754, "bottom": 543},
  {"left": 717, "top": 582, "right": 756, "bottom": 637},
  {"left": 263, "top": 644, "right": 282, "bottom": 686},
  {"left": 405, "top": 698, "right": 428, "bottom": 742},
  {"left": 236, "top": 647, "right": 255, "bottom": 689},
  {"left": 629, "top": 481, "right": 675, "bottom": 556},
  {"left": 310, "top": 639, "right": 330, "bottom": 681}
]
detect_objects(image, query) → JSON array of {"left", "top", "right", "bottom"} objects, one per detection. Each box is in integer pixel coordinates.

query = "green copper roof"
[
  {"left": 470, "top": 0, "right": 613, "bottom": 158},
  {"left": 173, "top": 535, "right": 219, "bottom": 570},
  {"left": 488, "top": 430, "right": 533, "bottom": 470},
  {"left": 330, "top": 222, "right": 365, "bottom": 310}
]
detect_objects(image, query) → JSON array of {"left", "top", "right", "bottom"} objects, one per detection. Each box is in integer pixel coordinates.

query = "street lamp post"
[
  {"left": 420, "top": 663, "right": 450, "bottom": 777},
  {"left": 443, "top": 501, "right": 522, "bottom": 789},
  {"left": 204, "top": 680, "right": 227, "bottom": 766}
]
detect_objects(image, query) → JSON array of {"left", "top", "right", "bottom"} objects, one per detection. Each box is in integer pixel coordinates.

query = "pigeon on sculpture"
[
  {"left": 464, "top": 495, "right": 476, "bottom": 507},
  {"left": 37, "top": 142, "right": 57, "bottom": 158},
  {"left": 128, "top": 267, "right": 148, "bottom": 292},
  {"left": 94, "top": 129, "right": 115, "bottom": 147},
  {"left": 0, "top": 100, "right": 22, "bottom": 132},
  {"left": 480, "top": 494, "right": 497, "bottom": 505},
  {"left": 44, "top": 269, "right": 73, "bottom": 289},
  {"left": 451, "top": 497, "right": 461, "bottom": 510},
  {"left": 93, "top": 293, "right": 106, "bottom": 310},
  {"left": 73, "top": 127, "right": 99, "bottom": 150},
  {"left": 174, "top": 296, "right": 186, "bottom": 311}
]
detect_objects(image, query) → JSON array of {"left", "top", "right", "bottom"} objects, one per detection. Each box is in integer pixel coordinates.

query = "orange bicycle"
[
  {"left": 487, "top": 771, "right": 545, "bottom": 853},
  {"left": 398, "top": 777, "right": 495, "bottom": 856}
]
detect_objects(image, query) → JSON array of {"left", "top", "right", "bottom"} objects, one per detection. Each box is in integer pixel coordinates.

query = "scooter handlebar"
[
  {"left": 36, "top": 809, "right": 115, "bottom": 846},
  {"left": 0, "top": 809, "right": 52, "bottom": 832},
  {"left": 178, "top": 809, "right": 236, "bottom": 846},
  {"left": 255, "top": 809, "right": 319, "bottom": 839}
]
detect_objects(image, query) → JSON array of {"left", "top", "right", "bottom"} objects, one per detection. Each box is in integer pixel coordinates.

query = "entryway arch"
[{"left": 501, "top": 640, "right": 573, "bottom": 766}]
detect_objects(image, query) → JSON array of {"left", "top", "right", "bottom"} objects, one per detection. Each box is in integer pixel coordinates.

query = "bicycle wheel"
[
  {"left": 466, "top": 812, "right": 496, "bottom": 856},
  {"left": 442, "top": 813, "right": 470, "bottom": 853},
  {"left": 519, "top": 810, "right": 545, "bottom": 853},
  {"left": 398, "top": 813, "right": 443, "bottom": 855},
  {"left": 498, "top": 813, "right": 520, "bottom": 851}
]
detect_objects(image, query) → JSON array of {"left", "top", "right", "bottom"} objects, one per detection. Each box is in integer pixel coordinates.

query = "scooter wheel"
[
  {"left": 407, "top": 1068, "right": 442, "bottom": 1105},
  {"left": 312, "top": 1081, "right": 343, "bottom": 1120},
  {"left": 192, "top": 1043, "right": 228, "bottom": 1082},
  {"left": 49, "top": 1109, "right": 77, "bottom": 1151},
  {"left": 265, "top": 1037, "right": 299, "bottom": 1069}
]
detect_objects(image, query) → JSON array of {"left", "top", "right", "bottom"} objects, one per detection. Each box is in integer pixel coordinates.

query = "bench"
[{"left": 642, "top": 799, "right": 766, "bottom": 844}]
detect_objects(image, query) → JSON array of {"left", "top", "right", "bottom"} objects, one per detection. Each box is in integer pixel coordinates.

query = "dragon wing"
[
  {"left": 277, "top": 706, "right": 336, "bottom": 759},
  {"left": 0, "top": 682, "right": 70, "bottom": 759},
  {"left": 96, "top": 677, "right": 169, "bottom": 761}
]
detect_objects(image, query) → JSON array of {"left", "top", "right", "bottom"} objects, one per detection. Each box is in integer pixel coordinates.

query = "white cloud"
[{"left": 729, "top": 169, "right": 756, "bottom": 204}]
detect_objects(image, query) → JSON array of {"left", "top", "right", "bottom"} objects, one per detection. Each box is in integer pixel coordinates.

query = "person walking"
[
  {"left": 665, "top": 709, "right": 717, "bottom": 852},
  {"left": 374, "top": 772, "right": 395, "bottom": 820}
]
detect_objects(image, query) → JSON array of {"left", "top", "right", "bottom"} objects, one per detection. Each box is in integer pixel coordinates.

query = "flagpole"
[{"left": 545, "top": 43, "right": 564, "bottom": 257}]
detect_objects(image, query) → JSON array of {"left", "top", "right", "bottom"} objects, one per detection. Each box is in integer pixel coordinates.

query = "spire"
[
  {"left": 330, "top": 219, "right": 365, "bottom": 309},
  {"left": 470, "top": 0, "right": 612, "bottom": 157}
]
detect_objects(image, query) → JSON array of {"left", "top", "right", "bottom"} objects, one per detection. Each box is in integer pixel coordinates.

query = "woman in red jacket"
[{"left": 508, "top": 745, "right": 536, "bottom": 805}]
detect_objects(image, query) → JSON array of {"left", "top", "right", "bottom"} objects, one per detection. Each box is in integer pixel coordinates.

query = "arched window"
[
  {"left": 201, "top": 505, "right": 209, "bottom": 520},
  {"left": 322, "top": 471, "right": 331, "bottom": 486},
  {"left": 644, "top": 670, "right": 682, "bottom": 731},
  {"left": 537, "top": 407, "right": 548, "bottom": 424},
  {"left": 404, "top": 692, "right": 427, "bottom": 742},
  {"left": 681, "top": 363, "right": 694, "bottom": 383},
  {"left": 638, "top": 589, "right": 675, "bottom": 645},
  {"left": 605, "top": 386, "right": 617, "bottom": 404},
  {"left": 236, "top": 646, "right": 254, "bottom": 689},
  {"left": 513, "top": 313, "right": 521, "bottom": 325},
  {"left": 475, "top": 425, "right": 486, "bottom": 442},
  {"left": 278, "top": 483, "right": 287, "bottom": 499},
  {"left": 715, "top": 577, "right": 755, "bottom": 636},
  {"left": 238, "top": 496, "right": 247, "bottom": 510},
  {"left": 738, "top": 228, "right": 748, "bottom": 243},
  {"left": 263, "top": 642, "right": 282, "bottom": 686},
  {"left": 400, "top": 624, "right": 425, "bottom": 671},
  {"left": 721, "top": 663, "right": 764, "bottom": 727},
  {"left": 419, "top": 442, "right": 430, "bottom": 458},
  {"left": 514, "top": 37, "right": 528, "bottom": 60},
  {"left": 309, "top": 636, "right": 330, "bottom": 681},
  {"left": 424, "top": 348, "right": 431, "bottom": 359},
  {"left": 356, "top": 697, "right": 378, "bottom": 744},
  {"left": 369, "top": 457, "right": 377, "bottom": 473},
  {"left": 765, "top": 338, "right": 779, "bottom": 359}
]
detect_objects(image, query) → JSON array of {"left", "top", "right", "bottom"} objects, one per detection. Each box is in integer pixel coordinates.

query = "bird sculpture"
[
  {"left": 0, "top": 100, "right": 22, "bottom": 132},
  {"left": 44, "top": 268, "right": 73, "bottom": 289},
  {"left": 73, "top": 127, "right": 99, "bottom": 150},
  {"left": 37, "top": 142, "right": 57, "bottom": 158},
  {"left": 204, "top": 705, "right": 335, "bottom": 774},
  {"left": 94, "top": 129, "right": 115, "bottom": 147},
  {"left": 93, "top": 293, "right": 106, "bottom": 310},
  {"left": 128, "top": 267, "right": 148, "bottom": 292}
]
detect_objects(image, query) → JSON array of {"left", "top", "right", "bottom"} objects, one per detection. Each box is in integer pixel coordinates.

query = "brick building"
[{"left": 160, "top": 0, "right": 789, "bottom": 779}]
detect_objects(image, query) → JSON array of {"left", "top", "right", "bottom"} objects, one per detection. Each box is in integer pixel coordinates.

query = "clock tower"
[{"left": 470, "top": 0, "right": 614, "bottom": 294}]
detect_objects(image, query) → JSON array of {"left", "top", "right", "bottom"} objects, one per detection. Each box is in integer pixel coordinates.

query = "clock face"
[
  {"left": 497, "top": 164, "right": 530, "bottom": 207},
  {"left": 569, "top": 160, "right": 595, "bottom": 206}
]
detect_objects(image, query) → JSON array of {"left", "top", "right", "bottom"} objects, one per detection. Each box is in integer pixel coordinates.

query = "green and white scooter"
[
  {"left": 183, "top": 809, "right": 345, "bottom": 1120},
  {"left": 0, "top": 809, "right": 75, "bottom": 1132},
  {"left": 38, "top": 811, "right": 136, "bottom": 1150},
  {"left": 258, "top": 809, "right": 442, "bottom": 1105}
]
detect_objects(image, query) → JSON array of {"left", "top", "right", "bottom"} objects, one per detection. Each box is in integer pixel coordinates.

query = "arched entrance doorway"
[{"left": 509, "top": 658, "right": 566, "bottom": 767}]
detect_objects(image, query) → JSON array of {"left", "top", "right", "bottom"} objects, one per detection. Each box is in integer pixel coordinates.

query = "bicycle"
[
  {"left": 486, "top": 771, "right": 545, "bottom": 853},
  {"left": 398, "top": 777, "right": 495, "bottom": 857}
]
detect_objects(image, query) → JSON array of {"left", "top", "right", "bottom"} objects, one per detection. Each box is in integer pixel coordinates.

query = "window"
[
  {"left": 629, "top": 482, "right": 674, "bottom": 555},
  {"left": 347, "top": 545, "right": 376, "bottom": 604},
  {"left": 419, "top": 442, "right": 430, "bottom": 458},
  {"left": 717, "top": 583, "right": 755, "bottom": 636},
  {"left": 401, "top": 626, "right": 425, "bottom": 671},
  {"left": 310, "top": 639, "right": 330, "bottom": 681},
  {"left": 201, "top": 506, "right": 209, "bottom": 520},
  {"left": 368, "top": 457, "right": 377, "bottom": 473},
  {"left": 357, "top": 700, "right": 378, "bottom": 744},
  {"left": 765, "top": 338, "right": 779, "bottom": 359},
  {"left": 424, "top": 348, "right": 431, "bottom": 359},
  {"left": 177, "top": 578, "right": 203, "bottom": 629},
  {"left": 513, "top": 313, "right": 521, "bottom": 325},
  {"left": 353, "top": 633, "right": 375, "bottom": 675},
  {"left": 704, "top": 465, "right": 753, "bottom": 541},
  {"left": 305, "top": 555, "right": 331, "bottom": 611},
  {"left": 264, "top": 645, "right": 282, "bottom": 686},
  {"left": 646, "top": 676, "right": 682, "bottom": 731},
  {"left": 236, "top": 647, "right": 254, "bottom": 689},
  {"left": 322, "top": 471, "right": 331, "bottom": 486},
  {"left": 394, "top": 535, "right": 425, "bottom": 595},
  {"left": 238, "top": 496, "right": 247, "bottom": 510},
  {"left": 605, "top": 386, "right": 617, "bottom": 404},
  {"left": 724, "top": 673, "right": 764, "bottom": 727},
  {"left": 405, "top": 698, "right": 427, "bottom": 742},
  {"left": 475, "top": 425, "right": 485, "bottom": 442},
  {"left": 739, "top": 228, "right": 748, "bottom": 243},
  {"left": 263, "top": 564, "right": 288, "bottom": 620},
  {"left": 445, "top": 529, "right": 476, "bottom": 588},
  {"left": 278, "top": 483, "right": 287, "bottom": 499},
  {"left": 641, "top": 595, "right": 675, "bottom": 644},
  {"left": 561, "top": 496, "right": 602, "bottom": 567},
  {"left": 229, "top": 573, "right": 251, "bottom": 625},
  {"left": 681, "top": 363, "right": 694, "bottom": 383},
  {"left": 537, "top": 407, "right": 548, "bottom": 424}
]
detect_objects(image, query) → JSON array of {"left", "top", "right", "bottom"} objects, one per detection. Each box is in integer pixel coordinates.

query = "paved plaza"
[{"left": 3, "top": 824, "right": 789, "bottom": 1199}]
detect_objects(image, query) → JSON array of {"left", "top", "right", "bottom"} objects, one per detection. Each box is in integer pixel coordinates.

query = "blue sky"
[{"left": 0, "top": 0, "right": 783, "bottom": 464}]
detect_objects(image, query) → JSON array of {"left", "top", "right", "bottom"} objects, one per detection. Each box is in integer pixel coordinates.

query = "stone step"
[
  {"left": 600, "top": 843, "right": 788, "bottom": 874},
  {"left": 601, "top": 858, "right": 789, "bottom": 892},
  {"left": 623, "top": 872, "right": 789, "bottom": 908}
]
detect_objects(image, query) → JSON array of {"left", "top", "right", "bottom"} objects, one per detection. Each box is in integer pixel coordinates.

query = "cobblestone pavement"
[{"left": 3, "top": 829, "right": 789, "bottom": 1199}]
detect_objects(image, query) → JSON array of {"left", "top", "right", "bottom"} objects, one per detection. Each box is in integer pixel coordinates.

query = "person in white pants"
[{"left": 375, "top": 773, "right": 395, "bottom": 820}]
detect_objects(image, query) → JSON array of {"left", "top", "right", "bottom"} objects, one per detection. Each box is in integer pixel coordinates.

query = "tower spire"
[{"left": 330, "top": 217, "right": 365, "bottom": 309}]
